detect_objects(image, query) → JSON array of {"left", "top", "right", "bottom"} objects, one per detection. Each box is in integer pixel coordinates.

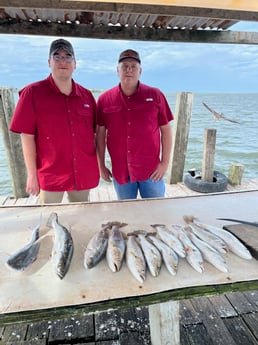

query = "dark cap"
[
  {"left": 49, "top": 39, "right": 75, "bottom": 57},
  {"left": 118, "top": 49, "right": 141, "bottom": 63}
]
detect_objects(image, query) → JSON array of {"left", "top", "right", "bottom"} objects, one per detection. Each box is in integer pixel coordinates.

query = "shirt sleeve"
[
  {"left": 158, "top": 91, "right": 174, "bottom": 126},
  {"left": 9, "top": 86, "right": 37, "bottom": 135}
]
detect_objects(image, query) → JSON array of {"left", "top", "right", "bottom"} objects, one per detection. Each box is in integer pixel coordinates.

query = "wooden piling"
[
  {"left": 202, "top": 128, "right": 216, "bottom": 182},
  {"left": 168, "top": 92, "right": 193, "bottom": 184},
  {"left": 228, "top": 163, "right": 244, "bottom": 185},
  {"left": 0, "top": 88, "right": 27, "bottom": 198}
]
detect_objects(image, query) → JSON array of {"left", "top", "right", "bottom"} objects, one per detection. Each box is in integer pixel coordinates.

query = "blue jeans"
[{"left": 113, "top": 178, "right": 165, "bottom": 200}]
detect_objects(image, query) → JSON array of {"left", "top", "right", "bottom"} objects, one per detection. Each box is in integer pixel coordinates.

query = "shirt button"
[{"left": 128, "top": 122, "right": 131, "bottom": 125}]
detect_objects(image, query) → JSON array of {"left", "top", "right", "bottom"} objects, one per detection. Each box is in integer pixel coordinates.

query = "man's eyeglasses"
[
  {"left": 52, "top": 54, "right": 74, "bottom": 63},
  {"left": 120, "top": 64, "right": 139, "bottom": 71}
]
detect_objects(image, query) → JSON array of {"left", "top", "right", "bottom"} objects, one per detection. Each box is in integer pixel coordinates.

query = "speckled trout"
[
  {"left": 47, "top": 212, "right": 74, "bottom": 279},
  {"left": 6, "top": 217, "right": 42, "bottom": 271},
  {"left": 135, "top": 231, "right": 162, "bottom": 277},
  {"left": 186, "top": 215, "right": 252, "bottom": 260},
  {"left": 106, "top": 222, "right": 127, "bottom": 272},
  {"left": 126, "top": 234, "right": 146, "bottom": 283},
  {"left": 84, "top": 223, "right": 111, "bottom": 269},
  {"left": 148, "top": 235, "right": 178, "bottom": 276}
]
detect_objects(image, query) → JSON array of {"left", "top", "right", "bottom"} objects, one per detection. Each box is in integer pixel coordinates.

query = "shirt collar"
[{"left": 47, "top": 74, "right": 80, "bottom": 96}]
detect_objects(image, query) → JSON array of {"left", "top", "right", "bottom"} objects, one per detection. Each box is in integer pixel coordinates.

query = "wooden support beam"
[
  {"left": 202, "top": 128, "right": 216, "bottom": 182},
  {"left": 1, "top": 0, "right": 258, "bottom": 16},
  {"left": 168, "top": 92, "right": 193, "bottom": 185},
  {"left": 228, "top": 163, "right": 244, "bottom": 185},
  {"left": 0, "top": 88, "right": 27, "bottom": 198},
  {"left": 1, "top": 21, "right": 258, "bottom": 44}
]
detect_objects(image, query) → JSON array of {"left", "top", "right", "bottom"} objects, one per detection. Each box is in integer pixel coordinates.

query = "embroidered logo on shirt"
[
  {"left": 145, "top": 98, "right": 153, "bottom": 102},
  {"left": 83, "top": 103, "right": 90, "bottom": 108}
]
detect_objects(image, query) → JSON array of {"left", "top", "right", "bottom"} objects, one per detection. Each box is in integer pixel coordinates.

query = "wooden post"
[
  {"left": 168, "top": 92, "right": 193, "bottom": 184},
  {"left": 228, "top": 163, "right": 244, "bottom": 185},
  {"left": 202, "top": 128, "right": 216, "bottom": 182},
  {"left": 0, "top": 88, "right": 27, "bottom": 198},
  {"left": 149, "top": 300, "right": 180, "bottom": 345}
]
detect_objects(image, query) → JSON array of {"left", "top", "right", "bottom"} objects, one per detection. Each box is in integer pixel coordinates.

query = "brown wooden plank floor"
[{"left": 1, "top": 180, "right": 258, "bottom": 344}]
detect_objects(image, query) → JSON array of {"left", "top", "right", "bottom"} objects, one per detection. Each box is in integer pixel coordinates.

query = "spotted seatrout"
[
  {"left": 171, "top": 225, "right": 204, "bottom": 273},
  {"left": 188, "top": 216, "right": 252, "bottom": 260},
  {"left": 187, "top": 230, "right": 228, "bottom": 273},
  {"left": 47, "top": 212, "right": 74, "bottom": 280},
  {"left": 148, "top": 235, "right": 178, "bottom": 276},
  {"left": 6, "top": 217, "right": 42, "bottom": 271},
  {"left": 106, "top": 222, "right": 127, "bottom": 272},
  {"left": 151, "top": 224, "right": 186, "bottom": 258},
  {"left": 135, "top": 232, "right": 162, "bottom": 277},
  {"left": 126, "top": 234, "right": 146, "bottom": 283},
  {"left": 183, "top": 215, "right": 228, "bottom": 254},
  {"left": 84, "top": 223, "right": 111, "bottom": 269}
]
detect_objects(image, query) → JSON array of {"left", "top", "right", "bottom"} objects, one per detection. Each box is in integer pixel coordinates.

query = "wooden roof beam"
[
  {"left": 0, "top": 1, "right": 258, "bottom": 22},
  {"left": 1, "top": 20, "right": 258, "bottom": 45}
]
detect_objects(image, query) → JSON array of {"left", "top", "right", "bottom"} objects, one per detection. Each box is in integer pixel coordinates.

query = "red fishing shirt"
[
  {"left": 97, "top": 82, "right": 173, "bottom": 184},
  {"left": 10, "top": 75, "right": 100, "bottom": 191}
]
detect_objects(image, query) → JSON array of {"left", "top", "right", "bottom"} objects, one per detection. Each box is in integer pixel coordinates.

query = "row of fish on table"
[{"left": 5, "top": 212, "right": 253, "bottom": 283}]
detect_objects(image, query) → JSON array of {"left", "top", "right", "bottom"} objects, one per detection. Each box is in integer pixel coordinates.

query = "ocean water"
[{"left": 0, "top": 92, "right": 257, "bottom": 196}]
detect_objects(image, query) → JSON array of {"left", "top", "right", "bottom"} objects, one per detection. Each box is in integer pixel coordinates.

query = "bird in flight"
[{"left": 202, "top": 102, "right": 240, "bottom": 124}]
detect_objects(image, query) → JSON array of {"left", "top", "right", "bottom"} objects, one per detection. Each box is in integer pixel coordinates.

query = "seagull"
[{"left": 202, "top": 102, "right": 240, "bottom": 124}]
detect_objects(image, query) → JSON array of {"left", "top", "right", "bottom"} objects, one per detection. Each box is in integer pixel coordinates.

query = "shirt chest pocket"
[{"left": 74, "top": 108, "right": 93, "bottom": 128}]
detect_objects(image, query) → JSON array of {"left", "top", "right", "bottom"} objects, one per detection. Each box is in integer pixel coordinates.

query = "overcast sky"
[{"left": 1, "top": 21, "right": 258, "bottom": 93}]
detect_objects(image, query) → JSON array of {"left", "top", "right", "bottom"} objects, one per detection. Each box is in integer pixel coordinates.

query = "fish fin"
[
  {"left": 151, "top": 224, "right": 166, "bottom": 227},
  {"left": 127, "top": 230, "right": 148, "bottom": 236},
  {"left": 183, "top": 215, "right": 197, "bottom": 224},
  {"left": 102, "top": 221, "right": 127, "bottom": 228}
]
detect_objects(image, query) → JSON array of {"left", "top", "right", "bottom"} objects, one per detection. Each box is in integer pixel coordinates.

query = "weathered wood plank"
[
  {"left": 243, "top": 290, "right": 258, "bottom": 311},
  {"left": 95, "top": 307, "right": 150, "bottom": 341},
  {"left": 242, "top": 313, "right": 258, "bottom": 340},
  {"left": 208, "top": 294, "right": 238, "bottom": 318},
  {"left": 149, "top": 301, "right": 179, "bottom": 345},
  {"left": 180, "top": 299, "right": 202, "bottom": 325},
  {"left": 223, "top": 316, "right": 258, "bottom": 345},
  {"left": 26, "top": 320, "right": 51, "bottom": 341},
  {"left": 1, "top": 323, "right": 28, "bottom": 342},
  {"left": 181, "top": 323, "right": 214, "bottom": 345},
  {"left": 225, "top": 292, "right": 254, "bottom": 315},
  {"left": 48, "top": 315, "right": 94, "bottom": 343}
]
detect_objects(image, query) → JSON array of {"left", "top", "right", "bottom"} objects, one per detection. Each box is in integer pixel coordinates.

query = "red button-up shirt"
[
  {"left": 97, "top": 82, "right": 173, "bottom": 184},
  {"left": 10, "top": 75, "right": 100, "bottom": 191}
]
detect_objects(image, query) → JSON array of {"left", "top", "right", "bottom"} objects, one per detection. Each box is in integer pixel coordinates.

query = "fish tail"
[{"left": 46, "top": 212, "right": 58, "bottom": 227}]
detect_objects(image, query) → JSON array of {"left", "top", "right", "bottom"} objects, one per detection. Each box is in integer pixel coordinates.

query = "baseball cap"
[
  {"left": 118, "top": 49, "right": 141, "bottom": 63},
  {"left": 49, "top": 39, "right": 75, "bottom": 57}
]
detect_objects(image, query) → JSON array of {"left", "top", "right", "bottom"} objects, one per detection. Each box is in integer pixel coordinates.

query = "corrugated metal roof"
[{"left": 0, "top": 7, "right": 238, "bottom": 30}]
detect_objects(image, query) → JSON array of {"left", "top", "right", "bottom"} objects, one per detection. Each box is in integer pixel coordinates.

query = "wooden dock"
[{"left": 0, "top": 180, "right": 258, "bottom": 345}]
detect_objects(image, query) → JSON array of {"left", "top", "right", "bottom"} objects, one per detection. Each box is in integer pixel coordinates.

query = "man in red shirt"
[
  {"left": 10, "top": 39, "right": 100, "bottom": 203},
  {"left": 96, "top": 49, "right": 173, "bottom": 199}
]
